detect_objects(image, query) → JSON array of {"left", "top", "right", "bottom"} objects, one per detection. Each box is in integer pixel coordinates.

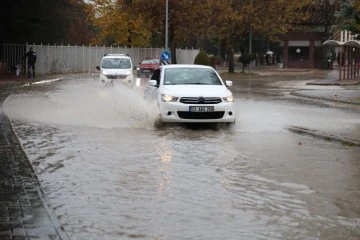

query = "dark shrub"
[
  {"left": 194, "top": 51, "right": 211, "bottom": 66},
  {"left": 238, "top": 54, "right": 255, "bottom": 72}
]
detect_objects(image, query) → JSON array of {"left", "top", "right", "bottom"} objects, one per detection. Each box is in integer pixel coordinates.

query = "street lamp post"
[
  {"left": 249, "top": 0, "right": 252, "bottom": 55},
  {"left": 165, "top": 0, "right": 169, "bottom": 51},
  {"left": 249, "top": 0, "right": 253, "bottom": 72}
]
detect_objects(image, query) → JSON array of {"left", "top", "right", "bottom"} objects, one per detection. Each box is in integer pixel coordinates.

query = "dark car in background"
[{"left": 137, "top": 58, "right": 161, "bottom": 77}]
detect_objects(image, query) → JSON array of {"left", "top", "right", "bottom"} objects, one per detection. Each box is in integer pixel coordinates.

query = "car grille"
[
  {"left": 106, "top": 75, "right": 127, "bottom": 79},
  {"left": 177, "top": 111, "right": 225, "bottom": 119},
  {"left": 179, "top": 97, "right": 222, "bottom": 104}
]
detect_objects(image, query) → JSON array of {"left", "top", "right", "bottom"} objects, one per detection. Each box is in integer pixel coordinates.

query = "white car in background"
[
  {"left": 145, "top": 64, "right": 236, "bottom": 123},
  {"left": 96, "top": 54, "right": 134, "bottom": 86}
]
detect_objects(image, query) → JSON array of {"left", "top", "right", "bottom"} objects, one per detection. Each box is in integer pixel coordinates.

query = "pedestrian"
[{"left": 23, "top": 47, "right": 37, "bottom": 78}]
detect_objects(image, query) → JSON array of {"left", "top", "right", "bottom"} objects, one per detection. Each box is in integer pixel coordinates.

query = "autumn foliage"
[{"left": 2, "top": 0, "right": 358, "bottom": 71}]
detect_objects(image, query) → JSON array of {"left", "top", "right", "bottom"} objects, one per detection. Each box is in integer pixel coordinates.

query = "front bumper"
[
  {"left": 100, "top": 74, "right": 133, "bottom": 85},
  {"left": 158, "top": 101, "right": 236, "bottom": 123},
  {"left": 137, "top": 69, "right": 155, "bottom": 76}
]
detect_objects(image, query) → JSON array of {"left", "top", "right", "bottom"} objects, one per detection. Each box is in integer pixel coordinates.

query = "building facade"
[{"left": 280, "top": 31, "right": 327, "bottom": 69}]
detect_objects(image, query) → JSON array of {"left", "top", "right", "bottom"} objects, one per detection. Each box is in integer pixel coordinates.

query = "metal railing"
[{"left": 0, "top": 43, "right": 199, "bottom": 76}]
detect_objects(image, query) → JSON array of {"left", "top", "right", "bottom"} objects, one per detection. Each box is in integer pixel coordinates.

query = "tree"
[
  {"left": 203, "top": 0, "right": 248, "bottom": 73},
  {"left": 238, "top": 54, "right": 255, "bottom": 73},
  {"left": 84, "top": 0, "right": 336, "bottom": 72},
  {"left": 0, "top": 0, "right": 94, "bottom": 44},
  {"left": 336, "top": 0, "right": 360, "bottom": 38},
  {"left": 123, "top": 0, "right": 215, "bottom": 63},
  {"left": 61, "top": 0, "right": 96, "bottom": 44},
  {"left": 204, "top": 0, "right": 313, "bottom": 73},
  {"left": 88, "top": 0, "right": 151, "bottom": 46},
  {"left": 244, "top": 0, "right": 314, "bottom": 58}
]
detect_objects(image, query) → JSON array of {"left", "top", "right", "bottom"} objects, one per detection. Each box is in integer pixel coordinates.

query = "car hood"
[
  {"left": 161, "top": 85, "right": 232, "bottom": 97},
  {"left": 102, "top": 69, "right": 132, "bottom": 75}
]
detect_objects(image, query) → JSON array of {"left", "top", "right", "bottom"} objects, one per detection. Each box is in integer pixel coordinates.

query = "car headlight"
[
  {"left": 102, "top": 70, "right": 108, "bottom": 75},
  {"left": 161, "top": 94, "right": 178, "bottom": 102},
  {"left": 223, "top": 95, "right": 234, "bottom": 102},
  {"left": 125, "top": 70, "right": 132, "bottom": 75}
]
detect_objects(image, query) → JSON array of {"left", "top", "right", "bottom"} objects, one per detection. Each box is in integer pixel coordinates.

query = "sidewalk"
[
  {"left": 250, "top": 67, "right": 360, "bottom": 105},
  {"left": 0, "top": 79, "right": 69, "bottom": 240}
]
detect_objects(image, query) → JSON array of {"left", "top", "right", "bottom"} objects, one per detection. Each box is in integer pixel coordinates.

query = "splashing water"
[{"left": 4, "top": 79, "right": 159, "bottom": 129}]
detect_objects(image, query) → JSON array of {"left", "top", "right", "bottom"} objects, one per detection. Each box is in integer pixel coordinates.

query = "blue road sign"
[{"left": 160, "top": 50, "right": 171, "bottom": 62}]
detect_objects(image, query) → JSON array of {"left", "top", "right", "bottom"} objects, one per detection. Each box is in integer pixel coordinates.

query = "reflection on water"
[{"left": 3, "top": 77, "right": 360, "bottom": 239}]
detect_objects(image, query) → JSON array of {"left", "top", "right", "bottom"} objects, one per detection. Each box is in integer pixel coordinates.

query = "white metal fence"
[{"left": 0, "top": 43, "right": 199, "bottom": 76}]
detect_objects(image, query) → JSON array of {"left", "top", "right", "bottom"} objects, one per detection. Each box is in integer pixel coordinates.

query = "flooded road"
[{"left": 3, "top": 76, "right": 360, "bottom": 240}]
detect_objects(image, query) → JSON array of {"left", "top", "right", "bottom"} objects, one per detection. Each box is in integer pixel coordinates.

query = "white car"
[
  {"left": 145, "top": 64, "right": 236, "bottom": 123},
  {"left": 96, "top": 54, "right": 134, "bottom": 86}
]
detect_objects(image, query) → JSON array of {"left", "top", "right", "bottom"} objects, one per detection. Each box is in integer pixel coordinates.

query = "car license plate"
[
  {"left": 143, "top": 70, "right": 150, "bottom": 72},
  {"left": 189, "top": 106, "right": 214, "bottom": 112}
]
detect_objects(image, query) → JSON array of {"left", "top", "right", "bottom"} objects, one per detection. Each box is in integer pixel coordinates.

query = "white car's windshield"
[
  {"left": 163, "top": 68, "right": 222, "bottom": 85},
  {"left": 102, "top": 58, "right": 131, "bottom": 69}
]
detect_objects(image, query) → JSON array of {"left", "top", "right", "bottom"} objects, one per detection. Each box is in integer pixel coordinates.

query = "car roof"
[
  {"left": 161, "top": 64, "right": 213, "bottom": 69},
  {"left": 102, "top": 53, "right": 131, "bottom": 59}
]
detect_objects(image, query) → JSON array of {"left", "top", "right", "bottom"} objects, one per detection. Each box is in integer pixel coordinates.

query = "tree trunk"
[
  {"left": 228, "top": 53, "right": 234, "bottom": 73},
  {"left": 228, "top": 39, "right": 234, "bottom": 73},
  {"left": 220, "top": 39, "right": 226, "bottom": 61},
  {"left": 171, "top": 42, "right": 177, "bottom": 64},
  {"left": 170, "top": 28, "right": 177, "bottom": 64}
]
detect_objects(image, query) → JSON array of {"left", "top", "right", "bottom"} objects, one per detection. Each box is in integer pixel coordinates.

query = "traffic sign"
[{"left": 160, "top": 50, "right": 171, "bottom": 62}]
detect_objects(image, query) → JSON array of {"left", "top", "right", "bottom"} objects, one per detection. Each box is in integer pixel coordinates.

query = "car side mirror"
[
  {"left": 148, "top": 80, "right": 158, "bottom": 87},
  {"left": 225, "top": 80, "right": 233, "bottom": 87},
  {"left": 96, "top": 66, "right": 100, "bottom": 70}
]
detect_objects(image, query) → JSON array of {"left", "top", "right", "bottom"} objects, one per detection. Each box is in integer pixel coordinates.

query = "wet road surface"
[{"left": 3, "top": 75, "right": 360, "bottom": 240}]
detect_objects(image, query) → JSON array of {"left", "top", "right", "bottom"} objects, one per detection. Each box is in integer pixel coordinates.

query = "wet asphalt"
[{"left": 0, "top": 70, "right": 359, "bottom": 240}]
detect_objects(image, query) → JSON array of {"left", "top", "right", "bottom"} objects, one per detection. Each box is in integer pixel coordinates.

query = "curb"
[
  {"left": 306, "top": 80, "right": 360, "bottom": 86},
  {"left": 290, "top": 90, "right": 360, "bottom": 106},
  {"left": 287, "top": 125, "right": 360, "bottom": 147}
]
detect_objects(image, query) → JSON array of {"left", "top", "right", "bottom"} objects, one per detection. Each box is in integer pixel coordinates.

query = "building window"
[{"left": 288, "top": 47, "right": 309, "bottom": 61}]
